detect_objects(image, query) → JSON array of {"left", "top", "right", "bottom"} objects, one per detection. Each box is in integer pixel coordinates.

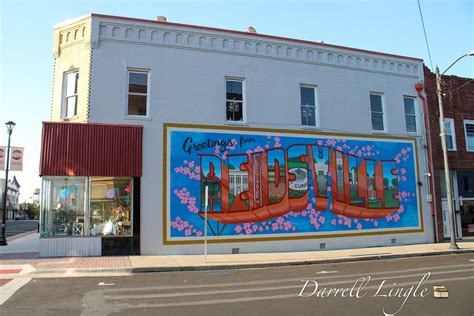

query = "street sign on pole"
[
  {"left": 204, "top": 186, "right": 208, "bottom": 263},
  {"left": 10, "top": 147, "right": 24, "bottom": 171},
  {"left": 0, "top": 146, "right": 5, "bottom": 170}
]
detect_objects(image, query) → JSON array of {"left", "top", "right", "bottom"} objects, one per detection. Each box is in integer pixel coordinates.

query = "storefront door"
[
  {"left": 441, "top": 200, "right": 462, "bottom": 239},
  {"left": 441, "top": 171, "right": 462, "bottom": 239},
  {"left": 456, "top": 171, "right": 474, "bottom": 238},
  {"left": 460, "top": 199, "right": 474, "bottom": 237}
]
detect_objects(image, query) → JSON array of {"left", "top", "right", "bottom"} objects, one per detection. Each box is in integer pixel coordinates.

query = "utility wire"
[
  {"left": 443, "top": 79, "right": 474, "bottom": 99},
  {"left": 448, "top": 79, "right": 474, "bottom": 94},
  {"left": 417, "top": 0, "right": 434, "bottom": 70}
]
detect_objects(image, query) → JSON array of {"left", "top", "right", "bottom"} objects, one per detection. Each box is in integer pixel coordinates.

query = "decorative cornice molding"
[
  {"left": 54, "top": 22, "right": 88, "bottom": 57},
  {"left": 96, "top": 21, "right": 422, "bottom": 78},
  {"left": 59, "top": 23, "right": 87, "bottom": 47}
]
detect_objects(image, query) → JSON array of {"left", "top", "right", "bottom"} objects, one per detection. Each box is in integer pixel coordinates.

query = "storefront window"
[
  {"left": 40, "top": 177, "right": 87, "bottom": 237},
  {"left": 40, "top": 176, "right": 133, "bottom": 238},
  {"left": 439, "top": 170, "right": 455, "bottom": 199},
  {"left": 457, "top": 171, "right": 474, "bottom": 199},
  {"left": 90, "top": 177, "right": 132, "bottom": 236}
]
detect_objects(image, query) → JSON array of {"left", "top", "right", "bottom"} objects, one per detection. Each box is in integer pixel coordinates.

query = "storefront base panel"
[
  {"left": 39, "top": 237, "right": 101, "bottom": 257},
  {"left": 102, "top": 237, "right": 140, "bottom": 256}
]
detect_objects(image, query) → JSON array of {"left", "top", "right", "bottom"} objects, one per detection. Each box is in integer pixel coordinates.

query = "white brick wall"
[{"left": 70, "top": 15, "right": 432, "bottom": 255}]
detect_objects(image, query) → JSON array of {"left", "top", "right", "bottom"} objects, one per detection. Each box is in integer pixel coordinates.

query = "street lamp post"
[
  {"left": 0, "top": 121, "right": 16, "bottom": 246},
  {"left": 435, "top": 51, "right": 474, "bottom": 250}
]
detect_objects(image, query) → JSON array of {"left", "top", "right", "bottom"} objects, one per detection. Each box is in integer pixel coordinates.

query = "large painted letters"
[
  {"left": 198, "top": 144, "right": 400, "bottom": 223},
  {"left": 167, "top": 125, "right": 422, "bottom": 241}
]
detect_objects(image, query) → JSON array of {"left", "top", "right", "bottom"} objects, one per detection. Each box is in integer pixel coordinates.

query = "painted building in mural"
[{"left": 39, "top": 13, "right": 433, "bottom": 256}]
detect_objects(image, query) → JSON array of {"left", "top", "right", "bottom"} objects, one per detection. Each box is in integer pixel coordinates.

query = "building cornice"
[
  {"left": 95, "top": 18, "right": 422, "bottom": 78},
  {"left": 53, "top": 21, "right": 89, "bottom": 58},
  {"left": 92, "top": 13, "right": 422, "bottom": 62}
]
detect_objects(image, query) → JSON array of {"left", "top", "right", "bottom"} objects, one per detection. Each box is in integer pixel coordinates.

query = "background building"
[
  {"left": 0, "top": 176, "right": 21, "bottom": 220},
  {"left": 423, "top": 66, "right": 474, "bottom": 241},
  {"left": 39, "top": 14, "right": 433, "bottom": 256}
]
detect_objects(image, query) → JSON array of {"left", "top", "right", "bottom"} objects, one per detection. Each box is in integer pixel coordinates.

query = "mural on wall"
[{"left": 165, "top": 124, "right": 422, "bottom": 242}]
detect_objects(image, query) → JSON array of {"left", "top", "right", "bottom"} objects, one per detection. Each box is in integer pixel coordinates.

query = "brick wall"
[{"left": 424, "top": 66, "right": 474, "bottom": 241}]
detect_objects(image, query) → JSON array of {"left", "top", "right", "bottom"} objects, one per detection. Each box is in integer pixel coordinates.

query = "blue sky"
[{"left": 0, "top": 0, "right": 473, "bottom": 202}]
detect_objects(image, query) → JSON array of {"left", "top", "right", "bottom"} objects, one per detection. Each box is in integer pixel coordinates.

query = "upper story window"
[
  {"left": 464, "top": 120, "right": 474, "bottom": 152},
  {"left": 300, "top": 85, "right": 318, "bottom": 127},
  {"left": 444, "top": 118, "right": 456, "bottom": 151},
  {"left": 370, "top": 92, "right": 385, "bottom": 132},
  {"left": 63, "top": 70, "right": 78, "bottom": 119},
  {"left": 226, "top": 79, "right": 245, "bottom": 123},
  {"left": 370, "top": 93, "right": 385, "bottom": 131},
  {"left": 403, "top": 97, "right": 417, "bottom": 133},
  {"left": 127, "top": 70, "right": 149, "bottom": 116}
]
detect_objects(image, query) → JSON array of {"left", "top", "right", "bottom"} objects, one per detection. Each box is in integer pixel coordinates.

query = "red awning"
[{"left": 40, "top": 122, "right": 143, "bottom": 177}]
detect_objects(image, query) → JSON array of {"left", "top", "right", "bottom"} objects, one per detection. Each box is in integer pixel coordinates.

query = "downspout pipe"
[{"left": 415, "top": 82, "right": 439, "bottom": 243}]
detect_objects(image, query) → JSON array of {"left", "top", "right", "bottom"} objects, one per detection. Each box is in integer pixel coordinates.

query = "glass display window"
[
  {"left": 40, "top": 176, "right": 133, "bottom": 238},
  {"left": 89, "top": 177, "right": 133, "bottom": 236},
  {"left": 40, "top": 177, "right": 87, "bottom": 237}
]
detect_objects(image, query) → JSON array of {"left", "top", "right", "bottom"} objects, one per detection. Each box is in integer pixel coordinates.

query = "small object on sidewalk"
[
  {"left": 433, "top": 285, "right": 448, "bottom": 298},
  {"left": 98, "top": 282, "right": 115, "bottom": 286}
]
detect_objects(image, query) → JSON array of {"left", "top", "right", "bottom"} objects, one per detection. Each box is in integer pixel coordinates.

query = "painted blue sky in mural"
[{"left": 167, "top": 127, "right": 421, "bottom": 240}]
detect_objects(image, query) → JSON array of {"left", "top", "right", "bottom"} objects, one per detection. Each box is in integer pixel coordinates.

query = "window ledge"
[
  {"left": 300, "top": 126, "right": 321, "bottom": 131},
  {"left": 371, "top": 130, "right": 389, "bottom": 135},
  {"left": 224, "top": 121, "right": 249, "bottom": 127},
  {"left": 62, "top": 116, "right": 80, "bottom": 122},
  {"left": 123, "top": 116, "right": 152, "bottom": 121}
]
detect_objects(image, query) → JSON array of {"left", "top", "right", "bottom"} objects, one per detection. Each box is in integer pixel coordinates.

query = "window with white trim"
[
  {"left": 464, "top": 120, "right": 474, "bottom": 152},
  {"left": 300, "top": 85, "right": 318, "bottom": 127},
  {"left": 370, "top": 93, "right": 385, "bottom": 131},
  {"left": 444, "top": 118, "right": 456, "bottom": 151},
  {"left": 127, "top": 70, "right": 149, "bottom": 116},
  {"left": 63, "top": 70, "right": 78, "bottom": 119},
  {"left": 403, "top": 97, "right": 417, "bottom": 133},
  {"left": 225, "top": 79, "right": 245, "bottom": 122}
]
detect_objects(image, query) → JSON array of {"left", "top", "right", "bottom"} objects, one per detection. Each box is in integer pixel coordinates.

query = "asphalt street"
[{"left": 1, "top": 253, "right": 473, "bottom": 316}]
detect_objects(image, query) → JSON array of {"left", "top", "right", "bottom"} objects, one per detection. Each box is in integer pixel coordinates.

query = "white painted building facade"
[{"left": 40, "top": 13, "right": 433, "bottom": 256}]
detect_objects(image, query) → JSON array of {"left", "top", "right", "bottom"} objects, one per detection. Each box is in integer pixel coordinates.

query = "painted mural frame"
[{"left": 163, "top": 123, "right": 424, "bottom": 245}]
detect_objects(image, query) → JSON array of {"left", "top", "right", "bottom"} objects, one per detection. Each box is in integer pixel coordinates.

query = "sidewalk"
[
  {"left": 130, "top": 241, "right": 474, "bottom": 272},
  {"left": 1, "top": 232, "right": 473, "bottom": 276},
  {"left": 0, "top": 233, "right": 132, "bottom": 277},
  {"left": 0, "top": 231, "right": 39, "bottom": 253}
]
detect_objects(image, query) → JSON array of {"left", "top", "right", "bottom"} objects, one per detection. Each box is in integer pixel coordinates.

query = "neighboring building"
[
  {"left": 421, "top": 66, "right": 474, "bottom": 241},
  {"left": 39, "top": 14, "right": 433, "bottom": 257},
  {"left": 0, "top": 176, "right": 21, "bottom": 220}
]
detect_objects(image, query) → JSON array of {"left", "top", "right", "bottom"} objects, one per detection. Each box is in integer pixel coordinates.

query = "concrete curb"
[
  {"left": 33, "top": 267, "right": 133, "bottom": 275},
  {"left": 131, "top": 249, "right": 474, "bottom": 273}
]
